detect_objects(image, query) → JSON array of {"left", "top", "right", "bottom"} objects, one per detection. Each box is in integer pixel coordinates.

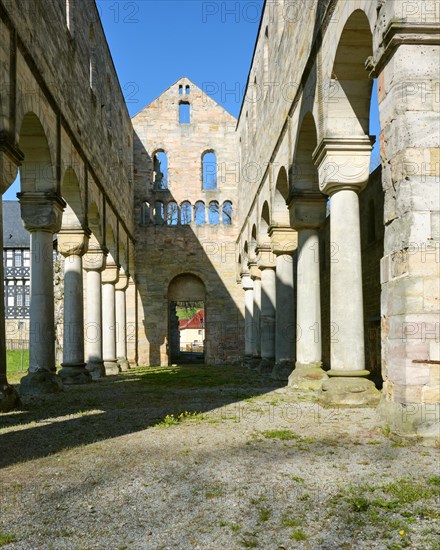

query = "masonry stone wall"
[{"left": 132, "top": 78, "right": 244, "bottom": 366}]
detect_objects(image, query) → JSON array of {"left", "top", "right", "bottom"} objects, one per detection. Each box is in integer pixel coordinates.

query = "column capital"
[
  {"left": 101, "top": 257, "right": 120, "bottom": 285},
  {"left": 241, "top": 273, "right": 254, "bottom": 291},
  {"left": 18, "top": 192, "right": 66, "bottom": 233},
  {"left": 0, "top": 132, "right": 24, "bottom": 192},
  {"left": 58, "top": 228, "right": 91, "bottom": 258},
  {"left": 313, "top": 137, "right": 374, "bottom": 196},
  {"left": 268, "top": 225, "right": 298, "bottom": 255},
  {"left": 288, "top": 191, "right": 327, "bottom": 230},
  {"left": 248, "top": 261, "right": 261, "bottom": 281},
  {"left": 256, "top": 244, "right": 276, "bottom": 270},
  {"left": 115, "top": 268, "right": 129, "bottom": 291},
  {"left": 83, "top": 245, "right": 107, "bottom": 272}
]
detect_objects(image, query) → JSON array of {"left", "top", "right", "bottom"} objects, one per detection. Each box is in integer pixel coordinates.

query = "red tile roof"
[{"left": 179, "top": 310, "right": 205, "bottom": 330}]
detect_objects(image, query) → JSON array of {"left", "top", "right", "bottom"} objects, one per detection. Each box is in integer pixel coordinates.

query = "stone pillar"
[
  {"left": 101, "top": 257, "right": 120, "bottom": 375},
  {"left": 241, "top": 273, "right": 254, "bottom": 360},
  {"left": 314, "top": 137, "right": 379, "bottom": 405},
  {"left": 115, "top": 268, "right": 130, "bottom": 371},
  {"left": 0, "top": 144, "right": 23, "bottom": 410},
  {"left": 249, "top": 262, "right": 261, "bottom": 368},
  {"left": 58, "top": 229, "right": 91, "bottom": 385},
  {"left": 83, "top": 242, "right": 107, "bottom": 380},
  {"left": 288, "top": 194, "right": 329, "bottom": 389},
  {"left": 18, "top": 192, "right": 66, "bottom": 395},
  {"left": 126, "top": 278, "right": 137, "bottom": 367},
  {"left": 270, "top": 226, "right": 297, "bottom": 381},
  {"left": 257, "top": 245, "right": 276, "bottom": 374},
  {"left": 370, "top": 4, "right": 440, "bottom": 441}
]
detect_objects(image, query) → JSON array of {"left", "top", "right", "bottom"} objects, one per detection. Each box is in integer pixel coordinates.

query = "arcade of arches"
[{"left": 0, "top": 0, "right": 438, "bottom": 443}]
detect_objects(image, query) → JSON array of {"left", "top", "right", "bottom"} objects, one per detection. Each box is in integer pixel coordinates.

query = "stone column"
[
  {"left": 249, "top": 262, "right": 261, "bottom": 368},
  {"left": 314, "top": 137, "right": 379, "bottom": 405},
  {"left": 83, "top": 242, "right": 107, "bottom": 380},
  {"left": 18, "top": 192, "right": 66, "bottom": 395},
  {"left": 269, "top": 227, "right": 298, "bottom": 382},
  {"left": 288, "top": 194, "right": 328, "bottom": 389},
  {"left": 58, "top": 229, "right": 91, "bottom": 385},
  {"left": 115, "top": 268, "right": 130, "bottom": 371},
  {"left": 257, "top": 245, "right": 276, "bottom": 374},
  {"left": 101, "top": 257, "right": 120, "bottom": 375},
  {"left": 241, "top": 272, "right": 254, "bottom": 360},
  {"left": 0, "top": 145, "right": 23, "bottom": 411},
  {"left": 126, "top": 278, "right": 137, "bottom": 367}
]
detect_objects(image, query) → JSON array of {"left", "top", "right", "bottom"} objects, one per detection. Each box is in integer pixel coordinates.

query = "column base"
[
  {"left": 288, "top": 363, "right": 328, "bottom": 391},
  {"left": 86, "top": 361, "right": 106, "bottom": 380},
  {"left": 243, "top": 356, "right": 261, "bottom": 370},
  {"left": 104, "top": 361, "right": 120, "bottom": 375},
  {"left": 0, "top": 383, "right": 21, "bottom": 412},
  {"left": 271, "top": 360, "right": 295, "bottom": 382},
  {"left": 258, "top": 358, "right": 275, "bottom": 375},
  {"left": 378, "top": 397, "right": 440, "bottom": 447},
  {"left": 319, "top": 376, "right": 380, "bottom": 407},
  {"left": 117, "top": 358, "right": 130, "bottom": 372},
  {"left": 59, "top": 364, "right": 92, "bottom": 386},
  {"left": 19, "top": 370, "right": 63, "bottom": 396}
]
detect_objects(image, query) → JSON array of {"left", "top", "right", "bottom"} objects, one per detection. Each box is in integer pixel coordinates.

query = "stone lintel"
[
  {"left": 268, "top": 225, "right": 297, "bottom": 255},
  {"left": 58, "top": 228, "right": 91, "bottom": 257},
  {"left": 288, "top": 192, "right": 327, "bottom": 230},
  {"left": 313, "top": 137, "right": 374, "bottom": 196},
  {"left": 18, "top": 192, "right": 66, "bottom": 233}
]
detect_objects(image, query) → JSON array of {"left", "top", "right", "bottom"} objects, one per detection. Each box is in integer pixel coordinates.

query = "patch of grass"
[
  {"left": 290, "top": 529, "right": 308, "bottom": 541},
  {"left": 427, "top": 476, "right": 440, "bottom": 486},
  {"left": 383, "top": 478, "right": 440, "bottom": 503},
  {"left": 6, "top": 350, "right": 29, "bottom": 372},
  {"left": 0, "top": 532, "right": 17, "bottom": 546},
  {"left": 261, "top": 429, "right": 299, "bottom": 441},
  {"left": 290, "top": 475, "right": 305, "bottom": 483},
  {"left": 280, "top": 514, "right": 301, "bottom": 528},
  {"left": 257, "top": 506, "right": 271, "bottom": 522},
  {"left": 240, "top": 532, "right": 258, "bottom": 548}
]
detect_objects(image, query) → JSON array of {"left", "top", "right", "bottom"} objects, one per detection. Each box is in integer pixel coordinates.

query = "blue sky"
[
  {"left": 3, "top": 0, "right": 379, "bottom": 199},
  {"left": 98, "top": 0, "right": 263, "bottom": 118}
]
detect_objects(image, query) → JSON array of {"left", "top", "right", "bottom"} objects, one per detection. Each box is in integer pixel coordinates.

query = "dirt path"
[{"left": 0, "top": 365, "right": 439, "bottom": 549}]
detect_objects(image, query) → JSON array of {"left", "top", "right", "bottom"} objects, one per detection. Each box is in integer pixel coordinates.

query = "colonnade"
[
  {"left": 0, "top": 187, "right": 133, "bottom": 404},
  {"left": 241, "top": 140, "right": 380, "bottom": 406}
]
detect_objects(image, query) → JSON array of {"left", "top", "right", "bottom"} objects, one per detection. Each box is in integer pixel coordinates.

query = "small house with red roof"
[{"left": 179, "top": 310, "right": 205, "bottom": 351}]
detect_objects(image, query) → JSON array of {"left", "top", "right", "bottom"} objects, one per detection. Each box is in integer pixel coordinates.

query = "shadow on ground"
[{"left": 0, "top": 364, "right": 283, "bottom": 469}]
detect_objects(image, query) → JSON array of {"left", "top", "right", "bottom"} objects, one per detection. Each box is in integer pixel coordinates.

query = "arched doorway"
[{"left": 168, "top": 274, "right": 206, "bottom": 364}]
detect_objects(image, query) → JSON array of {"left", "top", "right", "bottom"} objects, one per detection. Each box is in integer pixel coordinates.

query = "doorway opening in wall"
[{"left": 169, "top": 301, "right": 206, "bottom": 364}]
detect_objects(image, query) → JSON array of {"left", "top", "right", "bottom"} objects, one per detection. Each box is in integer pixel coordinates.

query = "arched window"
[
  {"left": 179, "top": 102, "right": 190, "bottom": 124},
  {"left": 222, "top": 201, "right": 233, "bottom": 225},
  {"left": 154, "top": 202, "right": 164, "bottom": 224},
  {"left": 202, "top": 151, "right": 217, "bottom": 190},
  {"left": 89, "top": 24, "right": 96, "bottom": 90},
  {"left": 208, "top": 201, "right": 219, "bottom": 225},
  {"left": 179, "top": 85, "right": 183, "bottom": 95},
  {"left": 181, "top": 201, "right": 192, "bottom": 225},
  {"left": 66, "top": 0, "right": 74, "bottom": 33},
  {"left": 153, "top": 151, "right": 168, "bottom": 190},
  {"left": 140, "top": 202, "right": 150, "bottom": 226},
  {"left": 166, "top": 201, "right": 179, "bottom": 226},
  {"left": 194, "top": 201, "right": 205, "bottom": 225},
  {"left": 185, "top": 85, "right": 190, "bottom": 95},
  {"left": 263, "top": 27, "right": 269, "bottom": 83}
]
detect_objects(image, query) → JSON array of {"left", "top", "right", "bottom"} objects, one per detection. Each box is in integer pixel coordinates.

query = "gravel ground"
[{"left": 0, "top": 365, "right": 439, "bottom": 550}]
